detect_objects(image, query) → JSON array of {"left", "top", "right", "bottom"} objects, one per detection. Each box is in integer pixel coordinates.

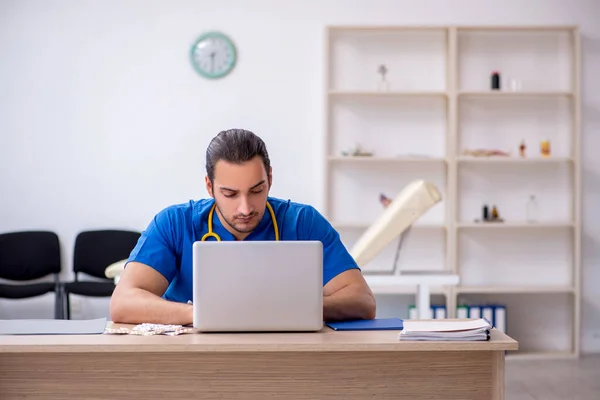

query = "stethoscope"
[{"left": 201, "top": 201, "right": 280, "bottom": 241}]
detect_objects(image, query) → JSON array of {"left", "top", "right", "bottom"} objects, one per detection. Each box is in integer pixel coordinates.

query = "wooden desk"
[{"left": 0, "top": 322, "right": 518, "bottom": 400}]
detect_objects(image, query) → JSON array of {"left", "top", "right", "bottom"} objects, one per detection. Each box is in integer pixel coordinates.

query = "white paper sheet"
[{"left": 0, "top": 317, "right": 107, "bottom": 335}]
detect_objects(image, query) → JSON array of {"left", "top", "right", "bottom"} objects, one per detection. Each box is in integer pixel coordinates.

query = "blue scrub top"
[{"left": 126, "top": 196, "right": 360, "bottom": 303}]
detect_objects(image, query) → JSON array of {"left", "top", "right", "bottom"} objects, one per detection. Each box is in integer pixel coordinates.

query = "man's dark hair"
[{"left": 205, "top": 129, "right": 271, "bottom": 182}]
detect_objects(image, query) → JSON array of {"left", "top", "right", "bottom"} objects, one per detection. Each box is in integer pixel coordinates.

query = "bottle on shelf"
[
  {"left": 491, "top": 205, "right": 499, "bottom": 220},
  {"left": 508, "top": 76, "right": 522, "bottom": 92},
  {"left": 482, "top": 204, "right": 489, "bottom": 221},
  {"left": 519, "top": 140, "right": 526, "bottom": 157},
  {"left": 491, "top": 71, "right": 501, "bottom": 90},
  {"left": 540, "top": 140, "right": 551, "bottom": 157},
  {"left": 377, "top": 64, "right": 390, "bottom": 92},
  {"left": 526, "top": 195, "right": 539, "bottom": 222}
]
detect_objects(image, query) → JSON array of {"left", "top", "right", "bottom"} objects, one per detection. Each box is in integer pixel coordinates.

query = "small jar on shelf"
[{"left": 540, "top": 140, "right": 551, "bottom": 157}]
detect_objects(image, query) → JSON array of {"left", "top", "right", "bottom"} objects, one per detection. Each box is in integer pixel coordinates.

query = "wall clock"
[{"left": 190, "top": 31, "right": 237, "bottom": 79}]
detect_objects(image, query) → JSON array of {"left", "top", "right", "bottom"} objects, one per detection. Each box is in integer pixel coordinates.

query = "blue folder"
[{"left": 326, "top": 318, "right": 403, "bottom": 331}]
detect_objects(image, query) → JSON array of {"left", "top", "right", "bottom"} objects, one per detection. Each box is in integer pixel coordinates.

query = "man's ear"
[
  {"left": 267, "top": 167, "right": 273, "bottom": 189},
  {"left": 205, "top": 176, "right": 214, "bottom": 198}
]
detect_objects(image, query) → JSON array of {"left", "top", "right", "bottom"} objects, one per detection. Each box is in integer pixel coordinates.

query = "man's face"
[{"left": 205, "top": 156, "right": 271, "bottom": 238}]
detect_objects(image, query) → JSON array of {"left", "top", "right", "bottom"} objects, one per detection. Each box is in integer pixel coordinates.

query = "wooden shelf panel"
[
  {"left": 457, "top": 222, "right": 574, "bottom": 229},
  {"left": 328, "top": 90, "right": 448, "bottom": 97},
  {"left": 329, "top": 156, "right": 447, "bottom": 164},
  {"left": 364, "top": 284, "right": 449, "bottom": 296},
  {"left": 328, "top": 25, "right": 449, "bottom": 32},
  {"left": 457, "top": 156, "right": 574, "bottom": 164},
  {"left": 333, "top": 222, "right": 446, "bottom": 230},
  {"left": 458, "top": 91, "right": 574, "bottom": 98},
  {"left": 456, "top": 286, "right": 575, "bottom": 294},
  {"left": 457, "top": 26, "right": 577, "bottom": 32}
]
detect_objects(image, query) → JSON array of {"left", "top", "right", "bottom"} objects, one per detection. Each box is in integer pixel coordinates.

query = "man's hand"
[
  {"left": 110, "top": 262, "right": 193, "bottom": 325},
  {"left": 322, "top": 269, "right": 376, "bottom": 322}
]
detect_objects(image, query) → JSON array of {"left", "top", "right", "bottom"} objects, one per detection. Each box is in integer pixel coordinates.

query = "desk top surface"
[{"left": 0, "top": 321, "right": 518, "bottom": 353}]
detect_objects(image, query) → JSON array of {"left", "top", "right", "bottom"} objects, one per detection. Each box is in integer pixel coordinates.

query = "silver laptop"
[{"left": 192, "top": 240, "right": 324, "bottom": 332}]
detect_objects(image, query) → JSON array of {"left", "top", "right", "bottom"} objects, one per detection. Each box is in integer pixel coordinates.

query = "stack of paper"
[
  {"left": 0, "top": 318, "right": 107, "bottom": 335},
  {"left": 399, "top": 318, "right": 492, "bottom": 341}
]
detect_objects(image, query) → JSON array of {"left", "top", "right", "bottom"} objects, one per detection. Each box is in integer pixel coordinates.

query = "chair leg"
[
  {"left": 53, "top": 275, "right": 64, "bottom": 319},
  {"left": 54, "top": 290, "right": 62, "bottom": 319},
  {"left": 65, "top": 292, "right": 71, "bottom": 320}
]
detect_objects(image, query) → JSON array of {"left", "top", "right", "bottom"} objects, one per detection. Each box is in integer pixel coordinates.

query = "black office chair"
[
  {"left": 0, "top": 231, "right": 63, "bottom": 319},
  {"left": 63, "top": 229, "right": 140, "bottom": 319}
]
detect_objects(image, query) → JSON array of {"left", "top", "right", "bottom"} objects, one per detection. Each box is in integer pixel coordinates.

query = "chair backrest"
[
  {"left": 73, "top": 230, "right": 140, "bottom": 279},
  {"left": 0, "top": 231, "right": 61, "bottom": 281}
]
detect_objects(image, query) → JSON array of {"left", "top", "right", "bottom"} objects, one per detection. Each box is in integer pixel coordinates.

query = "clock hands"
[{"left": 210, "top": 51, "right": 216, "bottom": 73}]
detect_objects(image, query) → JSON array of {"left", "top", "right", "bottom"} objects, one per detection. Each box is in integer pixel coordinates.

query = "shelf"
[
  {"left": 328, "top": 90, "right": 447, "bottom": 98},
  {"left": 359, "top": 282, "right": 449, "bottom": 296},
  {"left": 458, "top": 91, "right": 573, "bottom": 98},
  {"left": 457, "top": 156, "right": 574, "bottom": 164},
  {"left": 456, "top": 286, "right": 575, "bottom": 294},
  {"left": 329, "top": 156, "right": 447, "bottom": 164},
  {"left": 457, "top": 28, "right": 574, "bottom": 93},
  {"left": 333, "top": 221, "right": 446, "bottom": 230},
  {"left": 328, "top": 94, "right": 447, "bottom": 159},
  {"left": 457, "top": 25, "right": 578, "bottom": 32},
  {"left": 457, "top": 94, "right": 573, "bottom": 159},
  {"left": 458, "top": 162, "right": 573, "bottom": 223},
  {"left": 326, "top": 24, "right": 580, "bottom": 358},
  {"left": 328, "top": 27, "right": 447, "bottom": 92},
  {"left": 457, "top": 222, "right": 574, "bottom": 229},
  {"left": 328, "top": 25, "right": 449, "bottom": 32},
  {"left": 327, "top": 159, "right": 446, "bottom": 225}
]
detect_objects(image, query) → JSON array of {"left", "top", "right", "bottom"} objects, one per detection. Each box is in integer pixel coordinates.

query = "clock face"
[{"left": 190, "top": 32, "right": 237, "bottom": 79}]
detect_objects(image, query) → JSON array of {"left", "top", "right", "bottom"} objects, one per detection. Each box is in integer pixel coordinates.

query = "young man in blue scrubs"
[{"left": 110, "top": 129, "right": 376, "bottom": 325}]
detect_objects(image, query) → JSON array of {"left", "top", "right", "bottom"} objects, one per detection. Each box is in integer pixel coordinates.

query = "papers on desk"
[
  {"left": 399, "top": 318, "right": 492, "bottom": 341},
  {"left": 104, "top": 323, "right": 198, "bottom": 336},
  {"left": 0, "top": 318, "right": 107, "bottom": 335}
]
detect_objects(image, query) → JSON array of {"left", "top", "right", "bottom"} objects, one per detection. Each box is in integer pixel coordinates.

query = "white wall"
[{"left": 1, "top": 0, "right": 599, "bottom": 351}]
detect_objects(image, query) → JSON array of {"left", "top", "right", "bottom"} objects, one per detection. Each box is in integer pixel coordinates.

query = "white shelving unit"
[{"left": 323, "top": 25, "right": 581, "bottom": 359}]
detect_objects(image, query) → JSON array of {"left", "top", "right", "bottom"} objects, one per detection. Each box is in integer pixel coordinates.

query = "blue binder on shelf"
[
  {"left": 326, "top": 318, "right": 404, "bottom": 331},
  {"left": 492, "top": 304, "right": 507, "bottom": 333}
]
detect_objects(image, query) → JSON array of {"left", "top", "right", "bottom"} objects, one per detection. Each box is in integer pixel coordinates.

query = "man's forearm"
[
  {"left": 323, "top": 285, "right": 376, "bottom": 322},
  {"left": 110, "top": 288, "right": 193, "bottom": 326}
]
